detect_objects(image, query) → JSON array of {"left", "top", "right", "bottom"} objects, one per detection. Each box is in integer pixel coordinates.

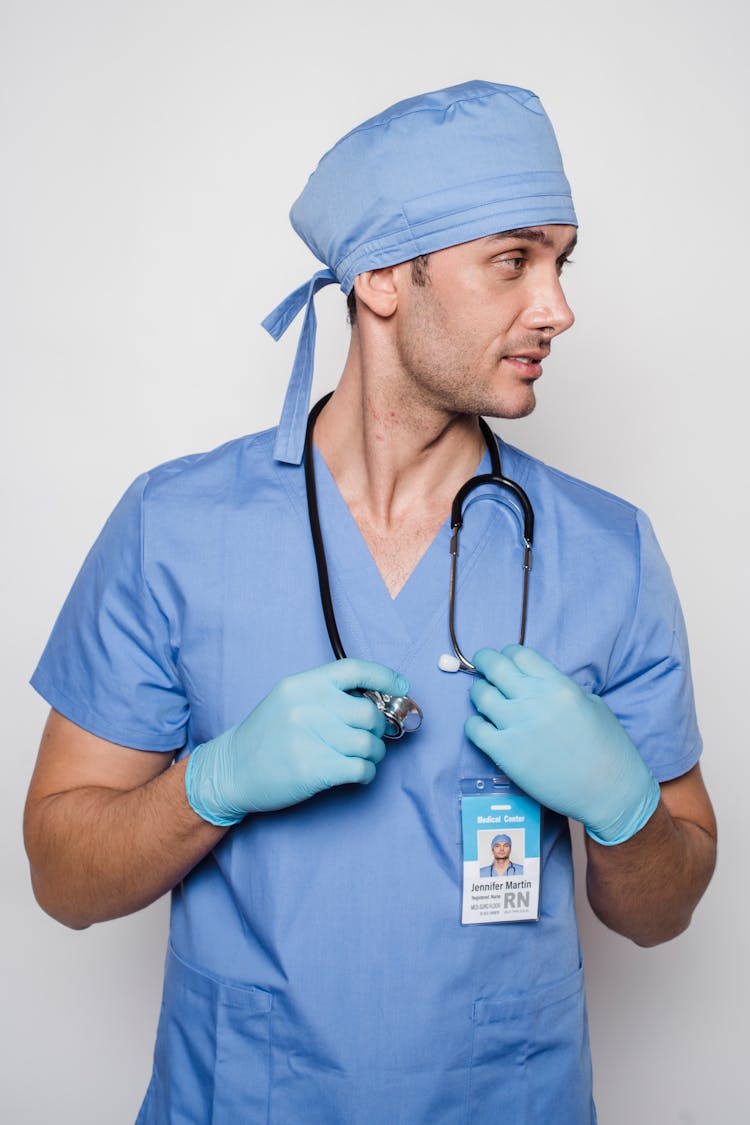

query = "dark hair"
[{"left": 346, "top": 254, "right": 431, "bottom": 325}]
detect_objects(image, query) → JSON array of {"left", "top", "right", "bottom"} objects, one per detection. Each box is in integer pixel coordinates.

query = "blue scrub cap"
[
  {"left": 491, "top": 834, "right": 512, "bottom": 847},
  {"left": 263, "top": 79, "right": 577, "bottom": 464}
]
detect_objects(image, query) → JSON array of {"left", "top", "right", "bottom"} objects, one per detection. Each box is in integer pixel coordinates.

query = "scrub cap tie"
[
  {"left": 261, "top": 268, "right": 337, "bottom": 465},
  {"left": 263, "top": 79, "right": 577, "bottom": 464}
]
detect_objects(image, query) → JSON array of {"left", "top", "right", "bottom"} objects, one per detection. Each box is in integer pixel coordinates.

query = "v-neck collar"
[
  {"left": 309, "top": 444, "right": 502, "bottom": 670},
  {"left": 277, "top": 429, "right": 533, "bottom": 673}
]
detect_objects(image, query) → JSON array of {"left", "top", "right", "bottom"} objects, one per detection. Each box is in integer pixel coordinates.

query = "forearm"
[
  {"left": 464, "top": 648, "right": 717, "bottom": 946},
  {"left": 26, "top": 663, "right": 401, "bottom": 930},
  {"left": 584, "top": 798, "right": 717, "bottom": 946},
  {"left": 24, "top": 758, "right": 226, "bottom": 929}
]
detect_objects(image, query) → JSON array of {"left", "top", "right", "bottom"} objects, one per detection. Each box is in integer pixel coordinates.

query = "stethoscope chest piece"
[{"left": 362, "top": 690, "right": 423, "bottom": 740}]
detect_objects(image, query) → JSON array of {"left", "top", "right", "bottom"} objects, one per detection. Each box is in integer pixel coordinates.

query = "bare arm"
[
  {"left": 23, "top": 709, "right": 227, "bottom": 929},
  {"left": 584, "top": 762, "right": 716, "bottom": 947}
]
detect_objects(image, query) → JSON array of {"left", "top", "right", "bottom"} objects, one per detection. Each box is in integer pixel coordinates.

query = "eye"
[
  {"left": 494, "top": 254, "right": 526, "bottom": 272},
  {"left": 556, "top": 255, "right": 574, "bottom": 276}
]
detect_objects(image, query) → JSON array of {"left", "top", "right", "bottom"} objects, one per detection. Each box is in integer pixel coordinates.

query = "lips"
[
  {"left": 508, "top": 351, "right": 548, "bottom": 363},
  {"left": 504, "top": 353, "right": 546, "bottom": 377}
]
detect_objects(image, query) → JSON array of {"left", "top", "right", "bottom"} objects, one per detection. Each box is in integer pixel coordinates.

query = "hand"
[
  {"left": 186, "top": 659, "right": 409, "bottom": 825},
  {"left": 465, "top": 645, "right": 660, "bottom": 845}
]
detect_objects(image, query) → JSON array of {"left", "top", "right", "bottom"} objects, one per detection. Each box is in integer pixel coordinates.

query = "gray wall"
[{"left": 3, "top": 1, "right": 747, "bottom": 1120}]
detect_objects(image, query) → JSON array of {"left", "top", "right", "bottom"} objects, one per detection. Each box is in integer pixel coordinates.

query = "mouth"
[{"left": 503, "top": 352, "right": 547, "bottom": 378}]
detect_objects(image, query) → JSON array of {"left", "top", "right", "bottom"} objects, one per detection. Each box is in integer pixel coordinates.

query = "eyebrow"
[{"left": 486, "top": 227, "right": 578, "bottom": 254}]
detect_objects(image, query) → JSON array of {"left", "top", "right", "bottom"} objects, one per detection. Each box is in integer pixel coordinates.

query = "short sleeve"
[
  {"left": 31, "top": 475, "right": 189, "bottom": 751},
  {"left": 601, "top": 509, "right": 702, "bottom": 782}
]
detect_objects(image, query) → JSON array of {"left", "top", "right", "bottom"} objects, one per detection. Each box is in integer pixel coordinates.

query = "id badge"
[{"left": 460, "top": 776, "right": 542, "bottom": 924}]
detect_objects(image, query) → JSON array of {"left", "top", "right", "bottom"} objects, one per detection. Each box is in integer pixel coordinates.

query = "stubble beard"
[
  {"left": 396, "top": 330, "right": 541, "bottom": 423},
  {"left": 396, "top": 290, "right": 545, "bottom": 422}
]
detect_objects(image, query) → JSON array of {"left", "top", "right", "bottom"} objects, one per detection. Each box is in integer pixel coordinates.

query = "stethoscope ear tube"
[
  {"left": 448, "top": 417, "right": 535, "bottom": 668},
  {"left": 304, "top": 393, "right": 346, "bottom": 661},
  {"left": 447, "top": 528, "right": 477, "bottom": 673}
]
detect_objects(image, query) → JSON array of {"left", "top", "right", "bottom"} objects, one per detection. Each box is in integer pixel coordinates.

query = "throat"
[{"left": 311, "top": 395, "right": 489, "bottom": 599}]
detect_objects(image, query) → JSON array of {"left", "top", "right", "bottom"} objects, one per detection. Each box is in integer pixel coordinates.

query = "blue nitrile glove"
[
  {"left": 186, "top": 659, "right": 409, "bottom": 826},
  {"left": 465, "top": 645, "right": 661, "bottom": 845}
]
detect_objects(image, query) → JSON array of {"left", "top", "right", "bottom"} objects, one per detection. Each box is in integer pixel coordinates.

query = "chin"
[{"left": 481, "top": 391, "right": 537, "bottom": 421}]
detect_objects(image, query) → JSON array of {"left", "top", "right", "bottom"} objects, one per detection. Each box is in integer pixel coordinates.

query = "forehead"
[{"left": 484, "top": 225, "right": 578, "bottom": 250}]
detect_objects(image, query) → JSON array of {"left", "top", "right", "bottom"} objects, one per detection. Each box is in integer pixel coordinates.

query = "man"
[
  {"left": 24, "top": 81, "right": 716, "bottom": 1123},
  {"left": 480, "top": 833, "right": 524, "bottom": 878}
]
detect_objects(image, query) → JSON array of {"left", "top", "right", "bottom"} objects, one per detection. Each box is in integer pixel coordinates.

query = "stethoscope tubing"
[
  {"left": 304, "top": 393, "right": 347, "bottom": 662},
  {"left": 303, "top": 395, "right": 535, "bottom": 732},
  {"left": 447, "top": 418, "right": 534, "bottom": 672},
  {"left": 304, "top": 393, "right": 420, "bottom": 738}
]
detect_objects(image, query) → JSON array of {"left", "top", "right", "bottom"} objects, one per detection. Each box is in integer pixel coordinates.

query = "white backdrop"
[{"left": 3, "top": 1, "right": 748, "bottom": 1121}]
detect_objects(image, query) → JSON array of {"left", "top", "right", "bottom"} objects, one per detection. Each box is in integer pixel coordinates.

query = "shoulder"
[
  {"left": 493, "top": 438, "right": 676, "bottom": 642},
  {"left": 498, "top": 439, "right": 639, "bottom": 529},
  {"left": 122, "top": 426, "right": 307, "bottom": 532},
  {"left": 98, "top": 427, "right": 297, "bottom": 560},
  {"left": 138, "top": 427, "right": 280, "bottom": 504},
  {"left": 496, "top": 438, "right": 657, "bottom": 576}
]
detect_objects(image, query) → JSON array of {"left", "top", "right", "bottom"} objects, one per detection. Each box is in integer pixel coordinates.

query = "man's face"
[
  {"left": 493, "top": 840, "right": 511, "bottom": 861},
  {"left": 393, "top": 225, "right": 576, "bottom": 421}
]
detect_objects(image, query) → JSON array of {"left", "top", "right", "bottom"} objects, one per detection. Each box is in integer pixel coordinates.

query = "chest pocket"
[{"left": 137, "top": 944, "right": 272, "bottom": 1124}]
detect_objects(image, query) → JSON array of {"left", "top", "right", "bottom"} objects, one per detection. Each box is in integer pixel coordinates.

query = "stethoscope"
[{"left": 304, "top": 393, "right": 535, "bottom": 739}]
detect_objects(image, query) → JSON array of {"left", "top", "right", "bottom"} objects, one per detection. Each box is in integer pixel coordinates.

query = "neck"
[
  {"left": 309, "top": 330, "right": 492, "bottom": 598},
  {"left": 313, "top": 335, "right": 486, "bottom": 529}
]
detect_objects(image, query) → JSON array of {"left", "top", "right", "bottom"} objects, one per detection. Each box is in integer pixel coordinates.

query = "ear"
[{"left": 352, "top": 267, "right": 399, "bottom": 318}]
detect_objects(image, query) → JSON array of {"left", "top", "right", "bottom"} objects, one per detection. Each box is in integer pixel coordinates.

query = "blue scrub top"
[
  {"left": 32, "top": 427, "right": 702, "bottom": 1125},
  {"left": 479, "top": 862, "right": 524, "bottom": 877}
]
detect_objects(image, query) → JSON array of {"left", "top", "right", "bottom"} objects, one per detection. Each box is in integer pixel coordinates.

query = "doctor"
[
  {"left": 480, "top": 834, "right": 524, "bottom": 878},
  {"left": 25, "top": 81, "right": 716, "bottom": 1123}
]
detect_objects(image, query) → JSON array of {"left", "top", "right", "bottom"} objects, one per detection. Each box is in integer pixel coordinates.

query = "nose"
[{"left": 524, "top": 271, "right": 575, "bottom": 338}]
